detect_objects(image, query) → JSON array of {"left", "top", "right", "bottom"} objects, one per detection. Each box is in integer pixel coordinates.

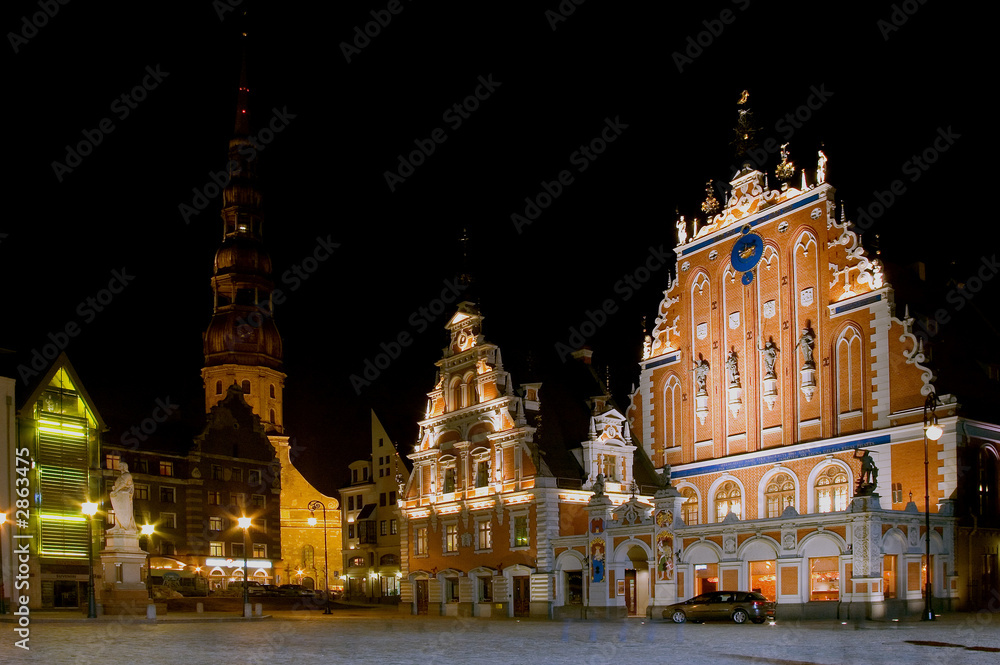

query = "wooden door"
[
  {"left": 625, "top": 569, "right": 637, "bottom": 616},
  {"left": 513, "top": 576, "right": 530, "bottom": 617},
  {"left": 416, "top": 579, "right": 428, "bottom": 615}
]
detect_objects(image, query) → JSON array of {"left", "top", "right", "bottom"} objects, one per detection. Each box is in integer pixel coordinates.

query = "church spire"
[
  {"left": 201, "top": 41, "right": 286, "bottom": 433},
  {"left": 234, "top": 49, "right": 250, "bottom": 137}
]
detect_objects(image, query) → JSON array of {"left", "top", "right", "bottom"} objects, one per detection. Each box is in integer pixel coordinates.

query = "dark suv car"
[{"left": 663, "top": 591, "right": 775, "bottom": 624}]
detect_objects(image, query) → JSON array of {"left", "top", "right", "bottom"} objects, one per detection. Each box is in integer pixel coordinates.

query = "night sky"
[{"left": 4, "top": 2, "right": 987, "bottom": 494}]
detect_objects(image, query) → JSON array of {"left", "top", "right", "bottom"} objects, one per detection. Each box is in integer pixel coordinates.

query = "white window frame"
[{"left": 510, "top": 511, "right": 530, "bottom": 550}]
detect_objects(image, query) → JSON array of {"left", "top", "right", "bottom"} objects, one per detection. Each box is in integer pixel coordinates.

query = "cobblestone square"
[{"left": 3, "top": 610, "right": 999, "bottom": 665}]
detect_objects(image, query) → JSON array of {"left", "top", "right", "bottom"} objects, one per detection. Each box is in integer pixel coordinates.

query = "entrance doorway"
[
  {"left": 53, "top": 581, "right": 79, "bottom": 608},
  {"left": 625, "top": 569, "right": 637, "bottom": 616},
  {"left": 513, "top": 576, "right": 530, "bottom": 617},
  {"left": 415, "top": 579, "right": 428, "bottom": 615}
]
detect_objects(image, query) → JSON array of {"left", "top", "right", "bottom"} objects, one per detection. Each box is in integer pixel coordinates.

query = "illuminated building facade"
[
  {"left": 340, "top": 410, "right": 409, "bottom": 601},
  {"left": 612, "top": 137, "right": 999, "bottom": 619},
  {"left": 7, "top": 355, "right": 105, "bottom": 609},
  {"left": 398, "top": 114, "right": 999, "bottom": 620}
]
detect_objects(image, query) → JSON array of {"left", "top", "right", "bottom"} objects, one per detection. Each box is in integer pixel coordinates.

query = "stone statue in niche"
[
  {"left": 692, "top": 356, "right": 710, "bottom": 395},
  {"left": 726, "top": 350, "right": 741, "bottom": 388},
  {"left": 758, "top": 337, "right": 780, "bottom": 380},
  {"left": 795, "top": 326, "right": 816, "bottom": 369}
]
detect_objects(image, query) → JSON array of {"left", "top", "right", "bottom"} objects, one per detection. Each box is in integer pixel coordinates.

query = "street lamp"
[
  {"left": 237, "top": 516, "right": 251, "bottom": 616},
  {"left": 140, "top": 524, "right": 155, "bottom": 600},
  {"left": 0, "top": 511, "right": 7, "bottom": 615},
  {"left": 81, "top": 501, "right": 99, "bottom": 618},
  {"left": 307, "top": 500, "right": 331, "bottom": 614},
  {"left": 922, "top": 392, "right": 943, "bottom": 621}
]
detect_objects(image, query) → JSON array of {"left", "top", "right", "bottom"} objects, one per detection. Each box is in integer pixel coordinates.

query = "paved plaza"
[{"left": 3, "top": 609, "right": 999, "bottom": 665}]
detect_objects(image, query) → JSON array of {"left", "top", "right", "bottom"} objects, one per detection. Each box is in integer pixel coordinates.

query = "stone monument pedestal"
[{"left": 99, "top": 529, "right": 152, "bottom": 617}]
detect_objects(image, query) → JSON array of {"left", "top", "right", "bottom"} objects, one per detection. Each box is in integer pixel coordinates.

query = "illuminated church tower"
[{"left": 201, "top": 55, "right": 285, "bottom": 433}]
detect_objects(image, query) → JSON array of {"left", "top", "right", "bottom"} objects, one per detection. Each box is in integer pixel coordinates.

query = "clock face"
[{"left": 730, "top": 225, "right": 764, "bottom": 280}]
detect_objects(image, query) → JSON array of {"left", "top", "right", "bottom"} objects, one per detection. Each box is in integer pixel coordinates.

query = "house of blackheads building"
[{"left": 396, "top": 111, "right": 1000, "bottom": 620}]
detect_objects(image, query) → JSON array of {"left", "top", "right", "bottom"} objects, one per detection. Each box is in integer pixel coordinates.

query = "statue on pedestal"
[
  {"left": 109, "top": 462, "right": 137, "bottom": 533},
  {"left": 692, "top": 357, "right": 710, "bottom": 396},
  {"left": 853, "top": 448, "right": 879, "bottom": 495},
  {"left": 795, "top": 326, "right": 816, "bottom": 370},
  {"left": 758, "top": 337, "right": 780, "bottom": 380}
]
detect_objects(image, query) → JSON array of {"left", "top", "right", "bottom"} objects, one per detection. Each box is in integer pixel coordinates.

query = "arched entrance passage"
[
  {"left": 685, "top": 542, "right": 721, "bottom": 597},
  {"left": 625, "top": 545, "right": 650, "bottom": 617}
]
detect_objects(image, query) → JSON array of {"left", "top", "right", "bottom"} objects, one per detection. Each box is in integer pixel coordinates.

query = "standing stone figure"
[
  {"left": 692, "top": 357, "right": 710, "bottom": 395},
  {"left": 854, "top": 448, "right": 878, "bottom": 491},
  {"left": 725, "top": 350, "right": 741, "bottom": 388},
  {"left": 758, "top": 337, "right": 780, "bottom": 380},
  {"left": 109, "top": 462, "right": 137, "bottom": 532},
  {"left": 676, "top": 217, "right": 688, "bottom": 245},
  {"left": 796, "top": 327, "right": 816, "bottom": 369}
]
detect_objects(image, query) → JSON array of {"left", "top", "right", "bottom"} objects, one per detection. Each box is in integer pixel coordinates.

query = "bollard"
[
  {"left": 196, "top": 602, "right": 204, "bottom": 613},
  {"left": 244, "top": 602, "right": 252, "bottom": 618},
  {"left": 146, "top": 604, "right": 156, "bottom": 620},
  {"left": 254, "top": 603, "right": 262, "bottom": 617}
]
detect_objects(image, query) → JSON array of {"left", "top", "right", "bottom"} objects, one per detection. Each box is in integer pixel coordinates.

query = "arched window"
[
  {"left": 815, "top": 466, "right": 849, "bottom": 513},
  {"left": 715, "top": 481, "right": 741, "bottom": 521},
  {"left": 241, "top": 380, "right": 251, "bottom": 394},
  {"left": 680, "top": 487, "right": 699, "bottom": 525},
  {"left": 349, "top": 556, "right": 365, "bottom": 567},
  {"left": 215, "top": 380, "right": 222, "bottom": 395},
  {"left": 464, "top": 373, "right": 478, "bottom": 406},
  {"left": 269, "top": 409, "right": 276, "bottom": 423},
  {"left": 380, "top": 553, "right": 399, "bottom": 566},
  {"left": 765, "top": 473, "right": 795, "bottom": 518},
  {"left": 449, "top": 377, "right": 462, "bottom": 412},
  {"left": 269, "top": 384, "right": 275, "bottom": 399},
  {"left": 303, "top": 544, "right": 314, "bottom": 568}
]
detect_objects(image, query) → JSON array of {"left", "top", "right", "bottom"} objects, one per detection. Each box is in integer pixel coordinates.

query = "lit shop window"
[{"left": 809, "top": 556, "right": 839, "bottom": 601}]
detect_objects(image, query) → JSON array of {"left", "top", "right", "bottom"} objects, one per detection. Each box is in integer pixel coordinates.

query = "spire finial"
[{"left": 732, "top": 89, "right": 759, "bottom": 158}]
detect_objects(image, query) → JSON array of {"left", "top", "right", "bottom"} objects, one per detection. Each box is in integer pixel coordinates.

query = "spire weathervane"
[{"left": 732, "top": 89, "right": 759, "bottom": 159}]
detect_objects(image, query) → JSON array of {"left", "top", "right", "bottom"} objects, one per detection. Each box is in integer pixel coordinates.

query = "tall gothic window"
[
  {"left": 714, "top": 481, "right": 741, "bottom": 521},
  {"left": 681, "top": 487, "right": 699, "bottom": 525},
  {"left": 816, "top": 466, "right": 849, "bottom": 513},
  {"left": 765, "top": 473, "right": 795, "bottom": 518}
]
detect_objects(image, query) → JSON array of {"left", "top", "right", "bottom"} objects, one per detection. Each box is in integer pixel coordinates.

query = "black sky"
[{"left": 4, "top": 2, "right": 987, "bottom": 494}]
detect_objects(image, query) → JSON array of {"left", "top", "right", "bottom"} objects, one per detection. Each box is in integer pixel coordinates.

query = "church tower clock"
[{"left": 201, "top": 54, "right": 285, "bottom": 433}]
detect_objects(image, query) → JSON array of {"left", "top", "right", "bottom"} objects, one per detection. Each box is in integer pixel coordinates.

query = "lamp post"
[
  {"left": 0, "top": 511, "right": 7, "bottom": 615},
  {"left": 140, "top": 524, "right": 155, "bottom": 600},
  {"left": 922, "top": 392, "right": 943, "bottom": 621},
  {"left": 307, "top": 500, "right": 331, "bottom": 614},
  {"left": 237, "top": 516, "right": 251, "bottom": 616},
  {"left": 81, "top": 502, "right": 99, "bottom": 619}
]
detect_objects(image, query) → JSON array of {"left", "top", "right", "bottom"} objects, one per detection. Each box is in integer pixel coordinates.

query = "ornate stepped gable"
[
  {"left": 405, "top": 301, "right": 544, "bottom": 503},
  {"left": 628, "top": 142, "right": 946, "bottom": 468}
]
